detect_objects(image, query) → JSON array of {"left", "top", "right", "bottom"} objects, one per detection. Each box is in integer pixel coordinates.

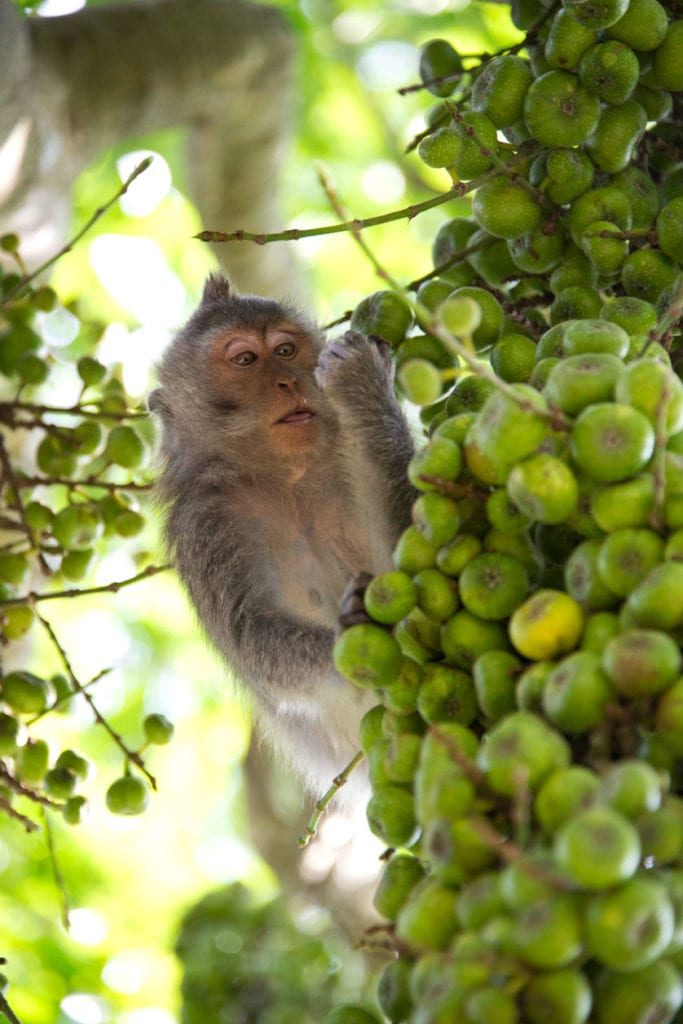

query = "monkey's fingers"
[{"left": 337, "top": 570, "right": 374, "bottom": 632}]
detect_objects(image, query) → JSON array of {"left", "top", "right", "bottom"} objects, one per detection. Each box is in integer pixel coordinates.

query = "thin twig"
[
  {"left": 34, "top": 609, "right": 157, "bottom": 789},
  {"left": 0, "top": 992, "right": 24, "bottom": 1024},
  {"left": 298, "top": 750, "right": 366, "bottom": 847},
  {"left": 1, "top": 158, "right": 153, "bottom": 306},
  {"left": 0, "top": 564, "right": 168, "bottom": 608},
  {"left": 42, "top": 808, "right": 70, "bottom": 930},
  {"left": 12, "top": 474, "right": 153, "bottom": 493},
  {"left": 0, "top": 431, "right": 49, "bottom": 573},
  {"left": 0, "top": 794, "right": 39, "bottom": 832}
]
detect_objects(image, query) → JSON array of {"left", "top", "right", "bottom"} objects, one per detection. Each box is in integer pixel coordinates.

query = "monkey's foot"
[{"left": 337, "top": 570, "right": 374, "bottom": 632}]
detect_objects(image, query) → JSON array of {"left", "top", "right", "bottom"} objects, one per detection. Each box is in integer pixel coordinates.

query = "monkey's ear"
[
  {"left": 201, "top": 273, "right": 235, "bottom": 306},
  {"left": 148, "top": 388, "right": 171, "bottom": 420}
]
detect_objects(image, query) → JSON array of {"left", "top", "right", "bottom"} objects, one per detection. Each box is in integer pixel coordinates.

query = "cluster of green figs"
[{"left": 328, "top": 0, "right": 683, "bottom": 1020}]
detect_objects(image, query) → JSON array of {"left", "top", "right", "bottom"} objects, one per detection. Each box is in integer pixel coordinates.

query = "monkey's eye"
[
  {"left": 231, "top": 350, "right": 258, "bottom": 366},
  {"left": 274, "top": 341, "right": 297, "bottom": 359}
]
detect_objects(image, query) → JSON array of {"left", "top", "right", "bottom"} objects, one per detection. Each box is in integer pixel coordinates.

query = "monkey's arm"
[
  {"left": 316, "top": 331, "right": 416, "bottom": 529},
  {"left": 171, "top": 493, "right": 338, "bottom": 700}
]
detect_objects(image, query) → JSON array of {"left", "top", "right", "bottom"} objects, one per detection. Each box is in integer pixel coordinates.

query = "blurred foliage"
[
  {"left": 176, "top": 883, "right": 371, "bottom": 1024},
  {"left": 0, "top": 1, "right": 522, "bottom": 1022}
]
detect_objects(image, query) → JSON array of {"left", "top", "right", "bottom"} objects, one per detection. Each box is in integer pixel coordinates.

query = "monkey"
[{"left": 149, "top": 274, "right": 416, "bottom": 802}]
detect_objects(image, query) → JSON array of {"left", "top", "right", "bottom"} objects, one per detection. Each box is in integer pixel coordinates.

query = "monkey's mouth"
[{"left": 276, "top": 408, "right": 315, "bottom": 424}]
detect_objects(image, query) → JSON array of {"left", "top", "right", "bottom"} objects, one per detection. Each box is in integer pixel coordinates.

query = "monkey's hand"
[{"left": 316, "top": 330, "right": 395, "bottom": 409}]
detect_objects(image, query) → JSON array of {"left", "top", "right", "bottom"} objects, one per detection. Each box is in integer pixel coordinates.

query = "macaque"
[{"left": 150, "top": 275, "right": 415, "bottom": 799}]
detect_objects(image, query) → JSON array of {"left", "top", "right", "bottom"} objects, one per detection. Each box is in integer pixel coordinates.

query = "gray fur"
[{"left": 151, "top": 275, "right": 415, "bottom": 800}]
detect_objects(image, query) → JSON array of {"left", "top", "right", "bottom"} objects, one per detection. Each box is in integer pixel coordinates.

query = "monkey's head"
[{"left": 151, "top": 275, "right": 334, "bottom": 479}]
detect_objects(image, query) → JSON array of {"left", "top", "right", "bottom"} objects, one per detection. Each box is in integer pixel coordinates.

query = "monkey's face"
[{"left": 207, "top": 320, "right": 331, "bottom": 468}]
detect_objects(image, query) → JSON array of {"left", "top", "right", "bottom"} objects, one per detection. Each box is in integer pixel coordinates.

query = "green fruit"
[
  {"left": 625, "top": 562, "right": 683, "bottom": 630},
  {"left": 432, "top": 218, "right": 478, "bottom": 278},
  {"left": 563, "top": 0, "right": 629, "bottom": 27},
  {"left": 611, "top": 166, "right": 661, "bottom": 229},
  {"left": 71, "top": 420, "right": 103, "bottom": 455},
  {"left": 586, "top": 99, "right": 646, "bottom": 174},
  {"left": 473, "top": 648, "right": 521, "bottom": 720},
  {"left": 143, "top": 713, "right": 174, "bottom": 745},
  {"left": 1, "top": 604, "right": 35, "bottom": 640},
  {"left": 417, "top": 663, "right": 476, "bottom": 724},
  {"left": 550, "top": 284, "right": 602, "bottom": 323},
  {"left": 395, "top": 878, "right": 458, "bottom": 951},
  {"left": 106, "top": 775, "right": 149, "bottom": 815},
  {"left": 452, "top": 112, "right": 498, "bottom": 180},
  {"left": 418, "top": 128, "right": 460, "bottom": 169},
  {"left": 606, "top": 0, "right": 669, "bottom": 50},
  {"left": 580, "top": 220, "right": 628, "bottom": 275},
  {"left": 599, "top": 759, "right": 662, "bottom": 819},
  {"left": 62, "top": 795, "right": 88, "bottom": 826},
  {"left": 440, "top": 609, "right": 508, "bottom": 670},
  {"left": 656, "top": 680, "right": 683, "bottom": 756},
  {"left": 601, "top": 295, "right": 657, "bottom": 336},
  {"left": 413, "top": 493, "right": 461, "bottom": 548},
  {"left": 564, "top": 317, "right": 629, "bottom": 357},
  {"left": 590, "top": 474, "right": 655, "bottom": 531},
  {"left": 36, "top": 434, "right": 78, "bottom": 477},
  {"left": 578, "top": 40, "right": 639, "bottom": 102},
  {"left": 77, "top": 356, "right": 107, "bottom": 387},
  {"left": 592, "top": 960, "right": 682, "bottom": 1024},
  {"left": 416, "top": 279, "right": 453, "bottom": 311},
  {"left": 447, "top": 287, "right": 503, "bottom": 351},
  {"left": 374, "top": 853, "right": 426, "bottom": 921},
  {"left": 44, "top": 767, "right": 77, "bottom": 800},
  {"left": 543, "top": 650, "right": 615, "bottom": 732},
  {"left": 437, "top": 532, "right": 482, "bottom": 577},
  {"left": 534, "top": 765, "right": 600, "bottom": 834},
  {"left": 565, "top": 538, "right": 619, "bottom": 610},
  {"left": 657, "top": 199, "right": 683, "bottom": 263},
  {"left": 52, "top": 504, "right": 103, "bottom": 551},
  {"left": 393, "top": 526, "right": 438, "bottom": 574},
  {"left": 554, "top": 806, "right": 640, "bottom": 889},
  {"left": 459, "top": 552, "right": 529, "bottom": 621},
  {"left": 545, "top": 149, "right": 595, "bottom": 205},
  {"left": 508, "top": 226, "right": 565, "bottom": 274},
  {"left": 513, "top": 895, "right": 584, "bottom": 969},
  {"left": 15, "top": 738, "right": 49, "bottom": 782},
  {"left": 597, "top": 529, "right": 664, "bottom": 597},
  {"left": 652, "top": 21, "right": 683, "bottom": 91},
  {"left": 486, "top": 488, "right": 532, "bottom": 535},
  {"left": 105, "top": 426, "right": 145, "bottom": 469},
  {"left": 364, "top": 572, "right": 416, "bottom": 625},
  {"left": 113, "top": 510, "right": 145, "bottom": 538},
  {"left": 0, "top": 712, "right": 20, "bottom": 756},
  {"left": 407, "top": 437, "right": 462, "bottom": 490},
  {"left": 414, "top": 568, "right": 459, "bottom": 622},
  {"left": 61, "top": 549, "right": 93, "bottom": 582},
  {"left": 471, "top": 54, "right": 533, "bottom": 127},
  {"left": 378, "top": 958, "right": 413, "bottom": 1023},
  {"left": 333, "top": 623, "right": 403, "bottom": 689},
  {"left": 543, "top": 352, "right": 623, "bottom": 415},
  {"left": 523, "top": 968, "right": 592, "bottom": 1024},
  {"left": 569, "top": 403, "right": 655, "bottom": 482},
  {"left": 419, "top": 39, "right": 462, "bottom": 97},
  {"left": 568, "top": 185, "right": 632, "bottom": 246},
  {"left": 586, "top": 877, "right": 674, "bottom": 969},
  {"left": 478, "top": 711, "right": 570, "bottom": 796},
  {"left": 545, "top": 9, "right": 598, "bottom": 69},
  {"left": 0, "top": 552, "right": 29, "bottom": 586},
  {"left": 622, "top": 248, "right": 679, "bottom": 304},
  {"left": 524, "top": 70, "right": 600, "bottom": 147},
  {"left": 472, "top": 176, "right": 542, "bottom": 240},
  {"left": 507, "top": 454, "right": 579, "bottom": 525},
  {"left": 1, "top": 670, "right": 51, "bottom": 714},
  {"left": 446, "top": 375, "right": 497, "bottom": 414},
  {"left": 24, "top": 501, "right": 52, "bottom": 531},
  {"left": 473, "top": 385, "right": 549, "bottom": 465}
]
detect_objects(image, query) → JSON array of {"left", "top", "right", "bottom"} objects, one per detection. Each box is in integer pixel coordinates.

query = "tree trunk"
[{"left": 0, "top": 0, "right": 296, "bottom": 297}]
